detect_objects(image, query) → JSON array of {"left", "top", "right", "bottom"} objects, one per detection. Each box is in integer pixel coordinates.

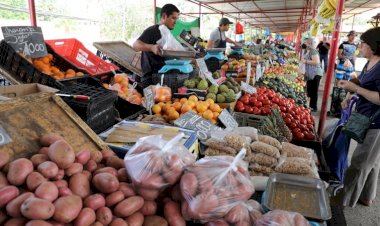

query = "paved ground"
[{"left": 313, "top": 74, "right": 380, "bottom": 226}]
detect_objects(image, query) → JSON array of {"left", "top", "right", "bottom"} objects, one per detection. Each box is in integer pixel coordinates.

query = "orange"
[
  {"left": 210, "top": 103, "right": 222, "bottom": 113},
  {"left": 187, "top": 100, "right": 196, "bottom": 108},
  {"left": 202, "top": 110, "right": 214, "bottom": 120},
  {"left": 50, "top": 66, "right": 60, "bottom": 73},
  {"left": 211, "top": 119, "right": 217, "bottom": 124},
  {"left": 173, "top": 98, "right": 180, "bottom": 103},
  {"left": 76, "top": 72, "right": 84, "bottom": 76},
  {"left": 102, "top": 83, "right": 109, "bottom": 89},
  {"left": 196, "top": 102, "right": 208, "bottom": 113},
  {"left": 47, "top": 53, "right": 53, "bottom": 61},
  {"left": 41, "top": 56, "right": 50, "bottom": 64},
  {"left": 181, "top": 104, "right": 192, "bottom": 114},
  {"left": 213, "top": 111, "right": 220, "bottom": 119},
  {"left": 172, "top": 102, "right": 182, "bottom": 112},
  {"left": 162, "top": 103, "right": 172, "bottom": 113},
  {"left": 168, "top": 110, "right": 180, "bottom": 121},
  {"left": 65, "top": 73, "right": 75, "bottom": 79},
  {"left": 189, "top": 95, "right": 198, "bottom": 102},
  {"left": 114, "top": 75, "right": 123, "bottom": 83},
  {"left": 180, "top": 98, "right": 188, "bottom": 104},
  {"left": 205, "top": 98, "right": 215, "bottom": 105},
  {"left": 158, "top": 102, "right": 165, "bottom": 107},
  {"left": 152, "top": 104, "right": 161, "bottom": 114}
]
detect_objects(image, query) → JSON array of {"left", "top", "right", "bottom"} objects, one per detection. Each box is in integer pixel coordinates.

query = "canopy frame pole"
[
  {"left": 28, "top": 0, "right": 37, "bottom": 26},
  {"left": 318, "top": 0, "right": 345, "bottom": 139}
]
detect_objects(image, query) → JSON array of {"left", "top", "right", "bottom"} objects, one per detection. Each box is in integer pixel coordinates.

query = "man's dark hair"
[{"left": 161, "top": 4, "right": 179, "bottom": 17}]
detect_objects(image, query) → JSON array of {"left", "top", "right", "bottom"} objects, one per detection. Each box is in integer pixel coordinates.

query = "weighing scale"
[
  {"left": 158, "top": 59, "right": 193, "bottom": 74},
  {"left": 204, "top": 48, "right": 226, "bottom": 61},
  {"left": 230, "top": 46, "right": 244, "bottom": 55}
]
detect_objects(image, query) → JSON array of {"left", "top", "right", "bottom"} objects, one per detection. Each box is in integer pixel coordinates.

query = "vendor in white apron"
[{"left": 207, "top": 18, "right": 240, "bottom": 49}]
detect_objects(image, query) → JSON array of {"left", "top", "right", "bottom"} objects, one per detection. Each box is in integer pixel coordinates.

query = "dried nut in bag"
[
  {"left": 205, "top": 147, "right": 236, "bottom": 157},
  {"left": 249, "top": 170, "right": 265, "bottom": 176},
  {"left": 250, "top": 163, "right": 274, "bottom": 176},
  {"left": 275, "top": 158, "right": 314, "bottom": 175},
  {"left": 207, "top": 139, "right": 237, "bottom": 155},
  {"left": 246, "top": 153, "right": 278, "bottom": 167},
  {"left": 258, "top": 135, "right": 282, "bottom": 150},
  {"left": 250, "top": 141, "right": 280, "bottom": 159},
  {"left": 281, "top": 142, "right": 313, "bottom": 160},
  {"left": 224, "top": 134, "right": 247, "bottom": 150}
]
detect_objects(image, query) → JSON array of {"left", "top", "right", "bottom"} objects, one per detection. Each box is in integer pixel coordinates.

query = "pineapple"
[
  {"left": 259, "top": 106, "right": 293, "bottom": 142},
  {"left": 271, "top": 106, "right": 293, "bottom": 142}
]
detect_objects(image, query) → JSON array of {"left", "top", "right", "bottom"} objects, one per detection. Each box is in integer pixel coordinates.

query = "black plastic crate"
[
  {"left": 115, "top": 97, "right": 147, "bottom": 120},
  {"left": 129, "top": 73, "right": 152, "bottom": 89},
  {"left": 86, "top": 104, "right": 116, "bottom": 134},
  {"left": 205, "top": 57, "right": 225, "bottom": 73},
  {"left": 96, "top": 50, "right": 128, "bottom": 73},
  {"left": 0, "top": 40, "right": 88, "bottom": 88},
  {"left": 152, "top": 72, "right": 190, "bottom": 93},
  {"left": 55, "top": 75, "right": 103, "bottom": 89}
]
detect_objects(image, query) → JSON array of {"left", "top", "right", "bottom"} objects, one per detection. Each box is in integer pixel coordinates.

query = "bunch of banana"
[
  {"left": 322, "top": 20, "right": 334, "bottom": 34},
  {"left": 311, "top": 23, "right": 319, "bottom": 36},
  {"left": 318, "top": 0, "right": 337, "bottom": 19}
]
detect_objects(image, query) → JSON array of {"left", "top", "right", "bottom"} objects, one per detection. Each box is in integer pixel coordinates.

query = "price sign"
[
  {"left": 1, "top": 26, "right": 48, "bottom": 58},
  {"left": 0, "top": 125, "right": 11, "bottom": 146},
  {"left": 174, "top": 111, "right": 222, "bottom": 141},
  {"left": 218, "top": 109, "right": 238, "bottom": 129},
  {"left": 246, "top": 62, "right": 252, "bottom": 85},
  {"left": 205, "top": 71, "right": 219, "bottom": 87},
  {"left": 196, "top": 58, "right": 218, "bottom": 86},
  {"left": 256, "top": 63, "right": 262, "bottom": 81},
  {"left": 143, "top": 86, "right": 154, "bottom": 115},
  {"left": 240, "top": 81, "right": 256, "bottom": 94}
]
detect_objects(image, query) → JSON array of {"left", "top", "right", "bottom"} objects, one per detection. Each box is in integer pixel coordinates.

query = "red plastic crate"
[{"left": 46, "top": 38, "right": 118, "bottom": 76}]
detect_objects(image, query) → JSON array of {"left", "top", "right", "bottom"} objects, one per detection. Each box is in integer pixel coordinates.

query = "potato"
[
  {"left": 110, "top": 218, "right": 128, "bottom": 226},
  {"left": 4, "top": 218, "right": 27, "bottom": 226},
  {"left": 52, "top": 169, "right": 65, "bottom": 181},
  {"left": 141, "top": 200, "right": 157, "bottom": 216},
  {"left": 95, "top": 207, "right": 112, "bottom": 225},
  {"left": 6, "top": 192, "right": 34, "bottom": 218},
  {"left": 48, "top": 140, "right": 75, "bottom": 169},
  {"left": 164, "top": 201, "right": 185, "bottom": 226},
  {"left": 21, "top": 197, "right": 55, "bottom": 220},
  {"left": 106, "top": 156, "right": 124, "bottom": 169},
  {"left": 58, "top": 187, "right": 73, "bottom": 197},
  {"left": 105, "top": 191, "right": 124, "bottom": 207},
  {"left": 114, "top": 196, "right": 144, "bottom": 217},
  {"left": 119, "top": 182, "right": 136, "bottom": 197},
  {"left": 74, "top": 208, "right": 96, "bottom": 226},
  {"left": 26, "top": 220, "right": 53, "bottom": 226},
  {"left": 53, "top": 195, "right": 82, "bottom": 223},
  {"left": 69, "top": 172, "right": 91, "bottom": 199},
  {"left": 137, "top": 187, "right": 159, "bottom": 201},
  {"left": 0, "top": 210, "right": 8, "bottom": 225},
  {"left": 40, "top": 134, "right": 64, "bottom": 147},
  {"left": 225, "top": 203, "right": 247, "bottom": 224},
  {"left": 95, "top": 163, "right": 105, "bottom": 170},
  {"left": 0, "top": 172, "right": 9, "bottom": 188},
  {"left": 53, "top": 179, "right": 67, "bottom": 188},
  {"left": 139, "top": 172, "right": 164, "bottom": 189},
  {"left": 117, "top": 168, "right": 128, "bottom": 182},
  {"left": 205, "top": 220, "right": 229, "bottom": 226},
  {"left": 37, "top": 161, "right": 59, "bottom": 179},
  {"left": 180, "top": 173, "right": 198, "bottom": 197},
  {"left": 84, "top": 160, "right": 98, "bottom": 172},
  {"left": 7, "top": 158, "right": 33, "bottom": 186},
  {"left": 126, "top": 212, "right": 144, "bottom": 226},
  {"left": 65, "top": 163, "right": 83, "bottom": 177},
  {"left": 35, "top": 182, "right": 59, "bottom": 202},
  {"left": 94, "top": 167, "right": 118, "bottom": 177},
  {"left": 162, "top": 167, "right": 182, "bottom": 185},
  {"left": 31, "top": 154, "right": 49, "bottom": 167},
  {"left": 39, "top": 147, "right": 49, "bottom": 155},
  {"left": 0, "top": 151, "right": 10, "bottom": 169},
  {"left": 75, "top": 149, "right": 91, "bottom": 165},
  {"left": 0, "top": 185, "right": 20, "bottom": 208},
  {"left": 84, "top": 194, "right": 106, "bottom": 211},
  {"left": 82, "top": 170, "right": 92, "bottom": 180},
  {"left": 237, "top": 182, "right": 254, "bottom": 201},
  {"left": 26, "top": 172, "right": 47, "bottom": 191},
  {"left": 101, "top": 149, "right": 115, "bottom": 159},
  {"left": 170, "top": 184, "right": 182, "bottom": 201},
  {"left": 92, "top": 173, "right": 119, "bottom": 193},
  {"left": 143, "top": 215, "right": 168, "bottom": 226},
  {"left": 90, "top": 151, "right": 103, "bottom": 163},
  {"left": 90, "top": 221, "right": 103, "bottom": 226}
]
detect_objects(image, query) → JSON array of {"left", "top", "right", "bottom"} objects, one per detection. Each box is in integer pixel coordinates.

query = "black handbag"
[{"left": 342, "top": 109, "right": 380, "bottom": 143}]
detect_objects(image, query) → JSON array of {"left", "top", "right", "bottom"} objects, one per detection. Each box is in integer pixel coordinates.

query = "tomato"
[
  {"left": 253, "top": 107, "right": 261, "bottom": 115},
  {"left": 255, "top": 101, "right": 263, "bottom": 108},
  {"left": 301, "top": 119, "right": 308, "bottom": 125},
  {"left": 267, "top": 93, "right": 274, "bottom": 100},
  {"left": 299, "top": 124, "right": 307, "bottom": 131},
  {"left": 284, "top": 117, "right": 292, "bottom": 124},
  {"left": 245, "top": 105, "right": 254, "bottom": 114},
  {"left": 293, "top": 128, "right": 301, "bottom": 133},
  {"left": 279, "top": 106, "right": 287, "bottom": 112},
  {"left": 307, "top": 117, "right": 313, "bottom": 124},
  {"left": 289, "top": 122, "right": 297, "bottom": 129},
  {"left": 294, "top": 131, "right": 305, "bottom": 140},
  {"left": 306, "top": 124, "right": 314, "bottom": 130},
  {"left": 249, "top": 97, "right": 257, "bottom": 105},
  {"left": 257, "top": 96, "right": 264, "bottom": 102},
  {"left": 279, "top": 99, "right": 286, "bottom": 106},
  {"left": 272, "top": 97, "right": 280, "bottom": 104},
  {"left": 263, "top": 99, "right": 271, "bottom": 106},
  {"left": 243, "top": 93, "right": 250, "bottom": 99},
  {"left": 281, "top": 112, "right": 286, "bottom": 118},
  {"left": 235, "top": 101, "right": 245, "bottom": 112},
  {"left": 293, "top": 115, "right": 301, "bottom": 121},
  {"left": 285, "top": 113, "right": 293, "bottom": 119},
  {"left": 304, "top": 131, "right": 315, "bottom": 140},
  {"left": 241, "top": 96, "right": 249, "bottom": 105},
  {"left": 252, "top": 93, "right": 258, "bottom": 98}
]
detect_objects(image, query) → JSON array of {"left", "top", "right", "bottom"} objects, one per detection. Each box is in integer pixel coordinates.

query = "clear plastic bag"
[
  {"left": 230, "top": 127, "right": 259, "bottom": 142},
  {"left": 157, "top": 24, "right": 185, "bottom": 51},
  {"left": 255, "top": 210, "right": 310, "bottom": 226},
  {"left": 275, "top": 155, "right": 314, "bottom": 176},
  {"left": 180, "top": 149, "right": 255, "bottom": 222},
  {"left": 280, "top": 142, "right": 313, "bottom": 161},
  {"left": 124, "top": 133, "right": 195, "bottom": 200},
  {"left": 153, "top": 83, "right": 172, "bottom": 103}
]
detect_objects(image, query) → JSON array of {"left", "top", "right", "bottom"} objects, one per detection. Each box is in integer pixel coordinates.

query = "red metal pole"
[
  {"left": 199, "top": 2, "right": 201, "bottom": 29},
  {"left": 154, "top": 0, "right": 157, "bottom": 25},
  {"left": 318, "top": 0, "right": 345, "bottom": 139},
  {"left": 28, "top": 0, "right": 37, "bottom": 26}
]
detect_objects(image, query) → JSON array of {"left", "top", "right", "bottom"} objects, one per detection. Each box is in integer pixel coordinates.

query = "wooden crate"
[{"left": 0, "top": 92, "right": 110, "bottom": 159}]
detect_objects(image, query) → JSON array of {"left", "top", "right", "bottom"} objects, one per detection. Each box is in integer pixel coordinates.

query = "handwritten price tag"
[
  {"left": 143, "top": 86, "right": 154, "bottom": 115},
  {"left": 240, "top": 81, "right": 256, "bottom": 94},
  {"left": 1, "top": 26, "right": 48, "bottom": 58},
  {"left": 218, "top": 109, "right": 238, "bottom": 129}
]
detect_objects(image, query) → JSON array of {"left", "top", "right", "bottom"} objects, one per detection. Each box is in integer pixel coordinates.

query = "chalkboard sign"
[
  {"left": 218, "top": 109, "right": 238, "bottom": 129},
  {"left": 174, "top": 111, "right": 222, "bottom": 141},
  {"left": 241, "top": 81, "right": 256, "bottom": 94},
  {"left": 143, "top": 85, "right": 154, "bottom": 115},
  {"left": 1, "top": 26, "right": 48, "bottom": 58},
  {"left": 0, "top": 125, "right": 12, "bottom": 146}
]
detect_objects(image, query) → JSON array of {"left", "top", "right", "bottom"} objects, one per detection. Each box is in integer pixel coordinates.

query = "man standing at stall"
[
  {"left": 206, "top": 18, "right": 240, "bottom": 49},
  {"left": 338, "top": 30, "right": 358, "bottom": 69},
  {"left": 317, "top": 37, "right": 330, "bottom": 73},
  {"left": 133, "top": 4, "right": 180, "bottom": 78}
]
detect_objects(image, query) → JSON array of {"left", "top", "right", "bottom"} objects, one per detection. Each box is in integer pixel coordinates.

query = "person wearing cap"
[
  {"left": 133, "top": 4, "right": 179, "bottom": 79},
  {"left": 337, "top": 27, "right": 380, "bottom": 207},
  {"left": 206, "top": 18, "right": 240, "bottom": 49},
  {"left": 338, "top": 30, "right": 358, "bottom": 68}
]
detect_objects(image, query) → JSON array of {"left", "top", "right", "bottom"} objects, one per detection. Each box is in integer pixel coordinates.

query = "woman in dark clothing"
[{"left": 337, "top": 27, "right": 380, "bottom": 207}]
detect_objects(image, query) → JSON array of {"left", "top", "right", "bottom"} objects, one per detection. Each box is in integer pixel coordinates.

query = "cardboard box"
[
  {"left": 99, "top": 120, "right": 199, "bottom": 159},
  {"left": 0, "top": 83, "right": 58, "bottom": 99}
]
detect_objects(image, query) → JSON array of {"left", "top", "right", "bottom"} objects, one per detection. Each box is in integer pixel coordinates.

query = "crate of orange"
[
  {"left": 151, "top": 95, "right": 223, "bottom": 125},
  {"left": 0, "top": 40, "right": 87, "bottom": 88}
]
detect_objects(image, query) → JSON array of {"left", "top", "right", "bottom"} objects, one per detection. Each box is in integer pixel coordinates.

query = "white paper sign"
[
  {"left": 246, "top": 62, "right": 252, "bottom": 85},
  {"left": 196, "top": 58, "right": 208, "bottom": 74},
  {"left": 241, "top": 81, "right": 256, "bottom": 94},
  {"left": 143, "top": 86, "right": 154, "bottom": 115},
  {"left": 218, "top": 109, "right": 238, "bottom": 129},
  {"left": 205, "top": 71, "right": 219, "bottom": 87},
  {"left": 256, "top": 63, "right": 262, "bottom": 81}
]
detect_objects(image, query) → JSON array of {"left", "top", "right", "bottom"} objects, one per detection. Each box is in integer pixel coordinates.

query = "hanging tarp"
[{"left": 155, "top": 7, "right": 200, "bottom": 41}]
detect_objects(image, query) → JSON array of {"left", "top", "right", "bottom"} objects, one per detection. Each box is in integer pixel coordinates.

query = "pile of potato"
[{"left": 0, "top": 134, "right": 186, "bottom": 226}]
